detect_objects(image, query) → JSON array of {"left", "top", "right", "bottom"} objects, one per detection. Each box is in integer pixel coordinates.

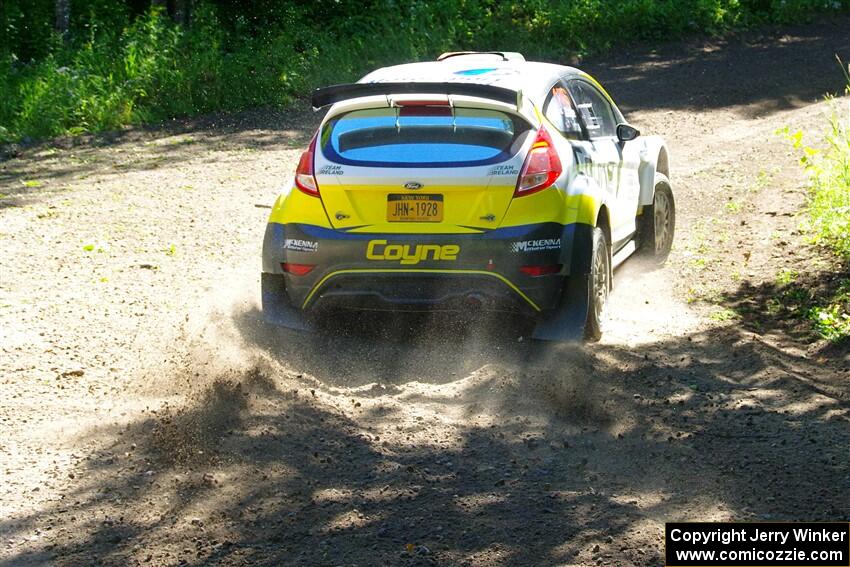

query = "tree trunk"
[
  {"left": 152, "top": 0, "right": 191, "bottom": 25},
  {"left": 173, "top": 0, "right": 192, "bottom": 25},
  {"left": 54, "top": 0, "right": 70, "bottom": 39}
]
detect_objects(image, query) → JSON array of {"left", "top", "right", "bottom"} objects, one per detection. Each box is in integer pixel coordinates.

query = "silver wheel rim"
[
  {"left": 592, "top": 243, "right": 609, "bottom": 324},
  {"left": 654, "top": 189, "right": 673, "bottom": 254}
]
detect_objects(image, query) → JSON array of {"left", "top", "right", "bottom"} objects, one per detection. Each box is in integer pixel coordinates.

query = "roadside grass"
[
  {"left": 719, "top": 267, "right": 830, "bottom": 341},
  {"left": 776, "top": 77, "right": 850, "bottom": 342},
  {"left": 809, "top": 280, "right": 850, "bottom": 340},
  {"left": 709, "top": 307, "right": 740, "bottom": 322},
  {"left": 713, "top": 101, "right": 848, "bottom": 344},
  {"left": 775, "top": 268, "right": 799, "bottom": 285},
  {"left": 724, "top": 200, "right": 743, "bottom": 213},
  {"left": 722, "top": 168, "right": 775, "bottom": 216},
  {"left": 680, "top": 162, "right": 846, "bottom": 344},
  {"left": 1, "top": 0, "right": 849, "bottom": 142}
]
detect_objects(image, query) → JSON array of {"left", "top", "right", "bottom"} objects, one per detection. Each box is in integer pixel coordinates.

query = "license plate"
[{"left": 387, "top": 194, "right": 443, "bottom": 222}]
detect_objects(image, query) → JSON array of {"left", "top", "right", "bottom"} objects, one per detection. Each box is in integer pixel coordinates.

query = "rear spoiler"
[{"left": 311, "top": 82, "right": 522, "bottom": 111}]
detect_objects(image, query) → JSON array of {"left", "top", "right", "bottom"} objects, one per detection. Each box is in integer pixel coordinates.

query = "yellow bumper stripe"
[{"left": 301, "top": 269, "right": 541, "bottom": 312}]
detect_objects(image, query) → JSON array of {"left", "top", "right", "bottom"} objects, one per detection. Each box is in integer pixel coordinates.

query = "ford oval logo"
[{"left": 404, "top": 182, "right": 423, "bottom": 190}]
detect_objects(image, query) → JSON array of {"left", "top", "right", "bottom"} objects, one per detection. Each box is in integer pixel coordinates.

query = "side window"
[
  {"left": 567, "top": 80, "right": 616, "bottom": 138},
  {"left": 543, "top": 83, "right": 583, "bottom": 140}
]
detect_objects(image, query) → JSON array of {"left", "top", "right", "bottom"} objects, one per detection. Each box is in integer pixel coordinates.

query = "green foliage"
[
  {"left": 0, "top": 0, "right": 56, "bottom": 62},
  {"left": 1, "top": 0, "right": 850, "bottom": 141},
  {"left": 780, "top": 70, "right": 850, "bottom": 340},
  {"left": 0, "top": 11, "right": 182, "bottom": 140},
  {"left": 781, "top": 92, "right": 850, "bottom": 258},
  {"left": 804, "top": 107, "right": 850, "bottom": 258},
  {"left": 775, "top": 268, "right": 799, "bottom": 286},
  {"left": 709, "top": 307, "right": 741, "bottom": 321},
  {"left": 809, "top": 280, "right": 850, "bottom": 341}
]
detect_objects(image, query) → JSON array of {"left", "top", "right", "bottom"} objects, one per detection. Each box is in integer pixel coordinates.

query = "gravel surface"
[{"left": 1, "top": 17, "right": 849, "bottom": 567}]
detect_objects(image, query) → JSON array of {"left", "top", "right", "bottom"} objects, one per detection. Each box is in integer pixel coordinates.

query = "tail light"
[
  {"left": 520, "top": 264, "right": 562, "bottom": 277},
  {"left": 515, "top": 126, "right": 562, "bottom": 197},
  {"left": 295, "top": 132, "right": 319, "bottom": 197},
  {"left": 395, "top": 100, "right": 450, "bottom": 106},
  {"left": 397, "top": 101, "right": 452, "bottom": 117},
  {"left": 399, "top": 106, "right": 453, "bottom": 117},
  {"left": 282, "top": 263, "right": 316, "bottom": 276}
]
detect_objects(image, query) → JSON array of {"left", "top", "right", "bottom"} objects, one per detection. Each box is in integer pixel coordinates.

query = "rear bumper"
[{"left": 261, "top": 222, "right": 590, "bottom": 320}]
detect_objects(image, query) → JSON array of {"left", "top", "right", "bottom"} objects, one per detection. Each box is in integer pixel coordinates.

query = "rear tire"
[
  {"left": 584, "top": 227, "right": 610, "bottom": 342},
  {"left": 637, "top": 173, "right": 675, "bottom": 263},
  {"left": 529, "top": 225, "right": 611, "bottom": 343}
]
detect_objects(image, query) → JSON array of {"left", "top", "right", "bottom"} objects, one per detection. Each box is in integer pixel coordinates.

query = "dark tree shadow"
[
  {"left": 586, "top": 15, "right": 850, "bottom": 118},
  {"left": 2, "top": 316, "right": 848, "bottom": 566},
  {"left": 720, "top": 255, "right": 850, "bottom": 358},
  {"left": 0, "top": 107, "right": 321, "bottom": 210}
]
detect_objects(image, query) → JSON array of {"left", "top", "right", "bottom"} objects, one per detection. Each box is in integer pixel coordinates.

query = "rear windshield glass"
[{"left": 321, "top": 107, "right": 529, "bottom": 168}]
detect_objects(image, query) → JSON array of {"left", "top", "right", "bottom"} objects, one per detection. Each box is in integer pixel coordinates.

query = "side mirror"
[{"left": 616, "top": 123, "right": 640, "bottom": 143}]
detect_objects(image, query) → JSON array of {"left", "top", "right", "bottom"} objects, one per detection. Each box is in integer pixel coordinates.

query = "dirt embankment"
[{"left": 1, "top": 17, "right": 850, "bottom": 567}]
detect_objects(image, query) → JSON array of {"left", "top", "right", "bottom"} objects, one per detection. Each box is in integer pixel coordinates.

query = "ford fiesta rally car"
[{"left": 261, "top": 52, "right": 675, "bottom": 341}]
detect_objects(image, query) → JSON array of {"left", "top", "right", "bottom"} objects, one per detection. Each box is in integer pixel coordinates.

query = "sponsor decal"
[
  {"left": 455, "top": 68, "right": 497, "bottom": 76},
  {"left": 488, "top": 165, "right": 519, "bottom": 176},
  {"left": 318, "top": 165, "right": 344, "bottom": 175},
  {"left": 510, "top": 238, "right": 561, "bottom": 253},
  {"left": 366, "top": 239, "right": 459, "bottom": 265},
  {"left": 369, "top": 68, "right": 518, "bottom": 86},
  {"left": 283, "top": 239, "right": 319, "bottom": 253}
]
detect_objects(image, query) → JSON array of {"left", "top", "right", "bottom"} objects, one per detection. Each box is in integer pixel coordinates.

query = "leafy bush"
[
  {"left": 809, "top": 280, "right": 850, "bottom": 341},
  {"left": 782, "top": 69, "right": 850, "bottom": 340},
  {"left": 804, "top": 104, "right": 850, "bottom": 257},
  {"left": 785, "top": 89, "right": 850, "bottom": 258},
  {"left": 1, "top": 0, "right": 849, "bottom": 142}
]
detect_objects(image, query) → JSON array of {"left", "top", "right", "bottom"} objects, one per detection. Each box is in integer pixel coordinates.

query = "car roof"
[{"left": 359, "top": 55, "right": 585, "bottom": 107}]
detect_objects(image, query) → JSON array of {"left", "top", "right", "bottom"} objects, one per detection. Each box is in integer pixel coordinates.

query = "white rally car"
[{"left": 261, "top": 52, "right": 674, "bottom": 341}]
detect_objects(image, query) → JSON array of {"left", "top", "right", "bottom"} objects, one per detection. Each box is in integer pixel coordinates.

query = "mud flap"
[
  {"left": 530, "top": 223, "right": 593, "bottom": 342},
  {"left": 261, "top": 273, "right": 312, "bottom": 332},
  {"left": 530, "top": 275, "right": 589, "bottom": 341}
]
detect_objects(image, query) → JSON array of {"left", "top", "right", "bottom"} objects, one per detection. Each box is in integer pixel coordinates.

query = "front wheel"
[
  {"left": 637, "top": 173, "right": 675, "bottom": 263},
  {"left": 584, "top": 226, "right": 611, "bottom": 342}
]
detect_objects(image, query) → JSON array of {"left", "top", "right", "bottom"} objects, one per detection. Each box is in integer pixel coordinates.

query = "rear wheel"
[
  {"left": 529, "top": 225, "right": 611, "bottom": 343},
  {"left": 584, "top": 227, "right": 610, "bottom": 342},
  {"left": 637, "top": 173, "right": 675, "bottom": 263}
]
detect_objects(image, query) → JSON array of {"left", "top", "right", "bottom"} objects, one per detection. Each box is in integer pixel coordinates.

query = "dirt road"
[{"left": 2, "top": 18, "right": 850, "bottom": 567}]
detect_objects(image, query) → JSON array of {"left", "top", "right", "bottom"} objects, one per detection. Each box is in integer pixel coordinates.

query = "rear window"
[{"left": 320, "top": 107, "right": 530, "bottom": 168}]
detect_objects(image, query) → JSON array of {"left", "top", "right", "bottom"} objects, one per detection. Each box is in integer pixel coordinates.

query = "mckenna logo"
[
  {"left": 510, "top": 238, "right": 561, "bottom": 253},
  {"left": 283, "top": 239, "right": 319, "bottom": 253},
  {"left": 366, "top": 240, "right": 459, "bottom": 265}
]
